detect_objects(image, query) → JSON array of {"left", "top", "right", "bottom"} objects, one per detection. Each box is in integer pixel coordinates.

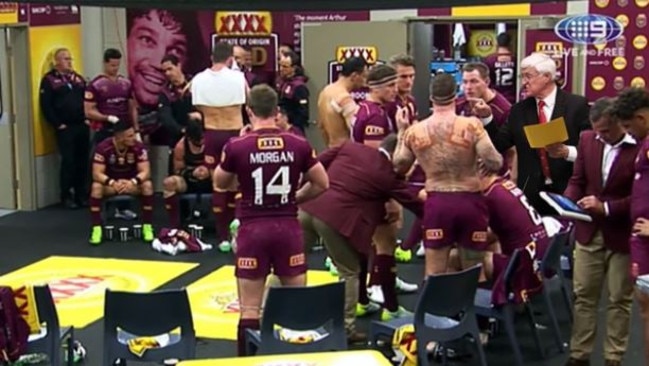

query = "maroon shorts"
[
  {"left": 490, "top": 249, "right": 542, "bottom": 306},
  {"left": 204, "top": 129, "right": 240, "bottom": 170},
  {"left": 630, "top": 235, "right": 649, "bottom": 279},
  {"left": 422, "top": 191, "right": 489, "bottom": 250},
  {"left": 235, "top": 218, "right": 307, "bottom": 279}
]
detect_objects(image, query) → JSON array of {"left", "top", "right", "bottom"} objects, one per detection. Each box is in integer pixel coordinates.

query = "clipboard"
[{"left": 523, "top": 117, "right": 569, "bottom": 148}]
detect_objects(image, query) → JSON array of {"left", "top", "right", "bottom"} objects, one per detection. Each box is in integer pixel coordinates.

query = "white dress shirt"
[
  {"left": 481, "top": 85, "right": 578, "bottom": 162},
  {"left": 598, "top": 133, "right": 636, "bottom": 216},
  {"left": 536, "top": 86, "right": 578, "bottom": 163}
]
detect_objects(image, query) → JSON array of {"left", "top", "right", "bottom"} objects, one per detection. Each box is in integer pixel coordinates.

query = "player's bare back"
[
  {"left": 406, "top": 114, "right": 487, "bottom": 192},
  {"left": 317, "top": 83, "right": 356, "bottom": 148},
  {"left": 197, "top": 105, "right": 243, "bottom": 131}
]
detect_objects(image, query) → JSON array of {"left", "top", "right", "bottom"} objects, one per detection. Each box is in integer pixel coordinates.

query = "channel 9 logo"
[{"left": 555, "top": 14, "right": 624, "bottom": 45}]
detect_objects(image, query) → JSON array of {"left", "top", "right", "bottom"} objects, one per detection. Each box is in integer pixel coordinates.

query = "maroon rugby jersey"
[
  {"left": 456, "top": 91, "right": 511, "bottom": 126},
  {"left": 385, "top": 94, "right": 417, "bottom": 131},
  {"left": 352, "top": 100, "right": 391, "bottom": 143},
  {"left": 286, "top": 125, "right": 305, "bottom": 137},
  {"left": 93, "top": 137, "right": 148, "bottom": 180},
  {"left": 483, "top": 53, "right": 517, "bottom": 104},
  {"left": 484, "top": 178, "right": 549, "bottom": 257},
  {"left": 220, "top": 128, "right": 318, "bottom": 220},
  {"left": 85, "top": 75, "right": 133, "bottom": 126},
  {"left": 632, "top": 137, "right": 649, "bottom": 222}
]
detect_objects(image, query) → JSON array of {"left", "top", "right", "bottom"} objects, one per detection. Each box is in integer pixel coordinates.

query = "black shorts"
[{"left": 186, "top": 179, "right": 212, "bottom": 194}]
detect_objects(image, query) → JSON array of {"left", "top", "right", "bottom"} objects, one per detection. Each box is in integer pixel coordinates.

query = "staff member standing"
[
  {"left": 39, "top": 48, "right": 89, "bottom": 209},
  {"left": 158, "top": 54, "right": 193, "bottom": 148},
  {"left": 483, "top": 52, "right": 590, "bottom": 215},
  {"left": 277, "top": 51, "right": 309, "bottom": 134},
  {"left": 563, "top": 97, "right": 637, "bottom": 366}
]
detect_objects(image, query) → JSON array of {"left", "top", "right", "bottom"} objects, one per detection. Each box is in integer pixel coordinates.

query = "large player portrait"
[{"left": 126, "top": 9, "right": 208, "bottom": 110}]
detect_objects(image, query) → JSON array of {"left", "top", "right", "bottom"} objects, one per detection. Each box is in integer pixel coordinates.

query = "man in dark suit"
[
  {"left": 481, "top": 52, "right": 590, "bottom": 215},
  {"left": 563, "top": 97, "right": 638, "bottom": 366},
  {"left": 298, "top": 134, "right": 423, "bottom": 342}
]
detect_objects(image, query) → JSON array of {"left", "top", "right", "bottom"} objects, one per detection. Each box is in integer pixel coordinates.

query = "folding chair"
[
  {"left": 246, "top": 282, "right": 347, "bottom": 355},
  {"left": 474, "top": 249, "right": 544, "bottom": 366},
  {"left": 26, "top": 285, "right": 74, "bottom": 366},
  {"left": 102, "top": 289, "right": 195, "bottom": 366},
  {"left": 370, "top": 265, "right": 486, "bottom": 366}
]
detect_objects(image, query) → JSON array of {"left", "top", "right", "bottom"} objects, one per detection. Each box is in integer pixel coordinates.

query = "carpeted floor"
[{"left": 0, "top": 202, "right": 644, "bottom": 365}]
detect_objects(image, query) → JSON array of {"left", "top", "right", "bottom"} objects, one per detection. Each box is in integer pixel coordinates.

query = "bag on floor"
[{"left": 0, "top": 286, "right": 30, "bottom": 363}]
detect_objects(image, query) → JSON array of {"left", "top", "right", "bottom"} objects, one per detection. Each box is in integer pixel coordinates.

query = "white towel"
[
  {"left": 496, "top": 23, "right": 507, "bottom": 35},
  {"left": 453, "top": 23, "right": 466, "bottom": 48}
]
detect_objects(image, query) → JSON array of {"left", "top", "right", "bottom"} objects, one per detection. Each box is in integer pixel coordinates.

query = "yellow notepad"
[{"left": 523, "top": 117, "right": 569, "bottom": 148}]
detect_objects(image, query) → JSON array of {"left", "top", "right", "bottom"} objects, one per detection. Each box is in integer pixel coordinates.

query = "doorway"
[
  {"left": 301, "top": 20, "right": 408, "bottom": 151},
  {"left": 0, "top": 25, "right": 36, "bottom": 211}
]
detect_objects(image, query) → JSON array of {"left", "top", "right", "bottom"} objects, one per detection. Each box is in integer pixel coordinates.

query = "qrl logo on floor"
[{"left": 555, "top": 14, "right": 624, "bottom": 45}]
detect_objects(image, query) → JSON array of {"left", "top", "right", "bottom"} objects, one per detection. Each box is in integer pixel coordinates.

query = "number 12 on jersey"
[{"left": 252, "top": 166, "right": 292, "bottom": 205}]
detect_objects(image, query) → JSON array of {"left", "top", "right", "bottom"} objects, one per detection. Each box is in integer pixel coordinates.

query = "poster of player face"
[
  {"left": 328, "top": 46, "right": 382, "bottom": 103},
  {"left": 213, "top": 11, "right": 278, "bottom": 85},
  {"left": 525, "top": 29, "right": 573, "bottom": 93},
  {"left": 586, "top": 0, "right": 647, "bottom": 101}
]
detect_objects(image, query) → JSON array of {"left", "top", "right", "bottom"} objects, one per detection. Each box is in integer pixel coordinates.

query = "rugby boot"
[
  {"left": 89, "top": 226, "right": 102, "bottom": 245},
  {"left": 396, "top": 277, "right": 419, "bottom": 293},
  {"left": 218, "top": 241, "right": 232, "bottom": 252},
  {"left": 394, "top": 246, "right": 412, "bottom": 262},
  {"left": 416, "top": 243, "right": 425, "bottom": 257},
  {"left": 368, "top": 285, "right": 384, "bottom": 304},
  {"left": 355, "top": 302, "right": 381, "bottom": 317},
  {"left": 142, "top": 224, "right": 154, "bottom": 242},
  {"left": 380, "top": 306, "right": 413, "bottom": 321}
]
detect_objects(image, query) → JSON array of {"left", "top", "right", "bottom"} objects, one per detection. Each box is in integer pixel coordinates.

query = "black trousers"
[{"left": 56, "top": 123, "right": 90, "bottom": 201}]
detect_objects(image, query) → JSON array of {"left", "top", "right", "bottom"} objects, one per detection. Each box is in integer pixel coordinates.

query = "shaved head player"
[
  {"left": 613, "top": 87, "right": 649, "bottom": 364},
  {"left": 393, "top": 73, "right": 503, "bottom": 277},
  {"left": 191, "top": 41, "right": 248, "bottom": 249},
  {"left": 214, "top": 85, "right": 329, "bottom": 356},
  {"left": 317, "top": 57, "right": 368, "bottom": 147}
]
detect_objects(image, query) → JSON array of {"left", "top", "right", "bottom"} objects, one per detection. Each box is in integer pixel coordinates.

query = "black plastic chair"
[
  {"left": 245, "top": 282, "right": 347, "bottom": 355},
  {"left": 369, "top": 265, "right": 486, "bottom": 366},
  {"left": 474, "top": 249, "right": 544, "bottom": 366},
  {"left": 179, "top": 193, "right": 212, "bottom": 226},
  {"left": 540, "top": 227, "right": 573, "bottom": 325},
  {"left": 523, "top": 227, "right": 572, "bottom": 357},
  {"left": 101, "top": 195, "right": 137, "bottom": 222},
  {"left": 103, "top": 288, "right": 196, "bottom": 366},
  {"left": 26, "top": 285, "right": 74, "bottom": 366}
]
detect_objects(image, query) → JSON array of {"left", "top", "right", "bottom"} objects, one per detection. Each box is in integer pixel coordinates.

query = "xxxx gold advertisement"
[
  {"left": 587, "top": 0, "right": 648, "bottom": 100},
  {"left": 29, "top": 24, "right": 83, "bottom": 157},
  {"left": 0, "top": 2, "right": 18, "bottom": 24}
]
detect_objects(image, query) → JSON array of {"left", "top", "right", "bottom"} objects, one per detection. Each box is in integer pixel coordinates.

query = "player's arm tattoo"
[
  {"left": 393, "top": 129, "right": 416, "bottom": 175},
  {"left": 475, "top": 132, "right": 503, "bottom": 173}
]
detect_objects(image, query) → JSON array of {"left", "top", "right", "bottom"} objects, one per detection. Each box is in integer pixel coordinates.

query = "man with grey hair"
[
  {"left": 482, "top": 52, "right": 590, "bottom": 215},
  {"left": 563, "top": 97, "right": 638, "bottom": 366},
  {"left": 39, "top": 47, "right": 89, "bottom": 209}
]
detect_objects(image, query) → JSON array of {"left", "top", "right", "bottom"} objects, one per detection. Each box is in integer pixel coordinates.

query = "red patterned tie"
[{"left": 537, "top": 100, "right": 552, "bottom": 184}]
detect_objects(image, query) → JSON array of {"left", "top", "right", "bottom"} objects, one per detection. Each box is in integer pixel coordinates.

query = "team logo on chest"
[{"left": 126, "top": 153, "right": 135, "bottom": 164}]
